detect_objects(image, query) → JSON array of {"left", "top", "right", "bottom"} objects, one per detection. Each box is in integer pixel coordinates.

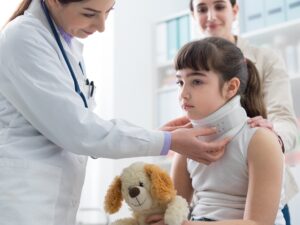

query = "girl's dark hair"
[
  {"left": 189, "top": 0, "right": 236, "bottom": 12},
  {"left": 7, "top": 0, "right": 83, "bottom": 23},
  {"left": 175, "top": 37, "right": 267, "bottom": 119}
]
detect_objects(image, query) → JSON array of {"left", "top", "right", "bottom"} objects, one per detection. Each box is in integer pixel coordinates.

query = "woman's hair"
[
  {"left": 175, "top": 37, "right": 267, "bottom": 119},
  {"left": 7, "top": 0, "right": 83, "bottom": 23},
  {"left": 189, "top": 0, "right": 236, "bottom": 12}
]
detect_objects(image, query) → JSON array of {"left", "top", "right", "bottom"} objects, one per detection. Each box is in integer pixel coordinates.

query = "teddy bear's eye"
[{"left": 139, "top": 182, "right": 144, "bottom": 187}]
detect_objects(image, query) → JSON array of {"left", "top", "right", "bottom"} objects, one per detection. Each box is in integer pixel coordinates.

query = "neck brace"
[{"left": 191, "top": 96, "right": 248, "bottom": 142}]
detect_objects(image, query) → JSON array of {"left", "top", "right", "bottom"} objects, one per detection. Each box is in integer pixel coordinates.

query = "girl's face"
[
  {"left": 176, "top": 68, "right": 229, "bottom": 120},
  {"left": 47, "top": 0, "right": 115, "bottom": 38},
  {"left": 191, "top": 0, "right": 238, "bottom": 41}
]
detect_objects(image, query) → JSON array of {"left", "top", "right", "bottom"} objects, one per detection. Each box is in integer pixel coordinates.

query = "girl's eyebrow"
[{"left": 176, "top": 72, "right": 207, "bottom": 78}]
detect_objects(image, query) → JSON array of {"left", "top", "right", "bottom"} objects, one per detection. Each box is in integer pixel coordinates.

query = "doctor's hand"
[
  {"left": 170, "top": 127, "right": 230, "bottom": 164},
  {"left": 160, "top": 116, "right": 192, "bottom": 132}
]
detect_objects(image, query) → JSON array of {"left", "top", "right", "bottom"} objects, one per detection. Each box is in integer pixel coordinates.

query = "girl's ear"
[{"left": 224, "top": 77, "right": 240, "bottom": 99}]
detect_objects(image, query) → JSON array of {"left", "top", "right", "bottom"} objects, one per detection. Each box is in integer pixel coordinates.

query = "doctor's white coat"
[{"left": 0, "top": 1, "right": 164, "bottom": 224}]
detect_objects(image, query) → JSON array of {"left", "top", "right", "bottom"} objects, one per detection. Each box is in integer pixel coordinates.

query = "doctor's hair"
[
  {"left": 175, "top": 37, "right": 267, "bottom": 119},
  {"left": 7, "top": 0, "right": 84, "bottom": 24},
  {"left": 189, "top": 0, "right": 236, "bottom": 12}
]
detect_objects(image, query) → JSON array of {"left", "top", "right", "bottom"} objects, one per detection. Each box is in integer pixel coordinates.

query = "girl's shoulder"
[{"left": 247, "top": 127, "right": 283, "bottom": 160}]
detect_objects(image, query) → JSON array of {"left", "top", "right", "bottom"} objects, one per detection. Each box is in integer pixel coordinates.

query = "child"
[{"left": 148, "top": 37, "right": 285, "bottom": 225}]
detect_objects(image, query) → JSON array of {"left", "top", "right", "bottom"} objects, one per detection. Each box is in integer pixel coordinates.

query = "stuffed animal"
[{"left": 104, "top": 162, "right": 189, "bottom": 225}]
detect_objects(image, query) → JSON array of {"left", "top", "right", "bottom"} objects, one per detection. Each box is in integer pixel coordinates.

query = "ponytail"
[{"left": 240, "top": 58, "right": 267, "bottom": 119}]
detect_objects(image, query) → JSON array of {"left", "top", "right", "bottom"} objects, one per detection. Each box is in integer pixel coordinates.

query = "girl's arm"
[
  {"left": 171, "top": 153, "right": 194, "bottom": 204},
  {"left": 149, "top": 128, "right": 284, "bottom": 225},
  {"left": 243, "top": 128, "right": 284, "bottom": 224}
]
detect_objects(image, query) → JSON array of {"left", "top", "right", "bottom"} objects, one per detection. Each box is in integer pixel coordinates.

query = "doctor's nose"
[{"left": 95, "top": 15, "right": 106, "bottom": 33}]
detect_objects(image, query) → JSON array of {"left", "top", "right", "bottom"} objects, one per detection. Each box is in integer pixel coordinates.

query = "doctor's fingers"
[
  {"left": 160, "top": 116, "right": 192, "bottom": 131},
  {"left": 191, "top": 126, "right": 218, "bottom": 137},
  {"left": 160, "top": 122, "right": 192, "bottom": 132}
]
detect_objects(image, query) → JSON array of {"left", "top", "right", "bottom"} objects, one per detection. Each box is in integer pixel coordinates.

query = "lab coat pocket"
[{"left": 0, "top": 159, "right": 62, "bottom": 225}]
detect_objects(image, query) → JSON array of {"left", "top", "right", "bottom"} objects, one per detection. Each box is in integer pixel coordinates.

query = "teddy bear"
[{"left": 104, "top": 162, "right": 189, "bottom": 225}]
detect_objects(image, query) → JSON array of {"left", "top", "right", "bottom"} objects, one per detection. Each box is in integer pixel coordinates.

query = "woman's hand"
[
  {"left": 247, "top": 116, "right": 274, "bottom": 131},
  {"left": 248, "top": 116, "right": 285, "bottom": 152},
  {"left": 170, "top": 127, "right": 231, "bottom": 164},
  {"left": 146, "top": 215, "right": 166, "bottom": 225},
  {"left": 160, "top": 116, "right": 192, "bottom": 132}
]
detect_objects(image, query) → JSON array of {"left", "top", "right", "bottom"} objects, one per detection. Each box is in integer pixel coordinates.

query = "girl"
[
  {"left": 148, "top": 37, "right": 285, "bottom": 225},
  {"left": 189, "top": 1, "right": 298, "bottom": 223}
]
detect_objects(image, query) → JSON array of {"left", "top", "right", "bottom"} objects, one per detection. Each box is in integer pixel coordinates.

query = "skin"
[
  {"left": 46, "top": 0, "right": 115, "bottom": 38},
  {"left": 190, "top": 0, "right": 274, "bottom": 131},
  {"left": 147, "top": 68, "right": 284, "bottom": 225}
]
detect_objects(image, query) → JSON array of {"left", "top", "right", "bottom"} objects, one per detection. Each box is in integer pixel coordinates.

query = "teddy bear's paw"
[
  {"left": 164, "top": 196, "right": 189, "bottom": 225},
  {"left": 109, "top": 217, "right": 139, "bottom": 225}
]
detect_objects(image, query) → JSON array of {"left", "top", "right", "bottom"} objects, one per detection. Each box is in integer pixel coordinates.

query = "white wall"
[{"left": 112, "top": 0, "right": 188, "bottom": 129}]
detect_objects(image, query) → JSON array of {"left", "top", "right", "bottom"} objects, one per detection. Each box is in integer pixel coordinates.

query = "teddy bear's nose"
[{"left": 129, "top": 187, "right": 140, "bottom": 198}]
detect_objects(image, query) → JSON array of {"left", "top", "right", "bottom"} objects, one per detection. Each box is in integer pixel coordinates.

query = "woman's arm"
[
  {"left": 261, "top": 48, "right": 298, "bottom": 152},
  {"left": 170, "top": 153, "right": 194, "bottom": 204}
]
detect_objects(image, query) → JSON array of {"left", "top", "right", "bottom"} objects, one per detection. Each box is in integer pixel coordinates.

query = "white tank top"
[{"left": 188, "top": 96, "right": 285, "bottom": 225}]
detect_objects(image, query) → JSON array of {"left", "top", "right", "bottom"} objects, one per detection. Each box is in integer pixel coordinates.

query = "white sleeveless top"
[{"left": 188, "top": 96, "right": 285, "bottom": 225}]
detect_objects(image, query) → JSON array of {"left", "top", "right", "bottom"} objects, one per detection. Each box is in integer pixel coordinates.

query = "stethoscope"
[{"left": 41, "top": 0, "right": 92, "bottom": 108}]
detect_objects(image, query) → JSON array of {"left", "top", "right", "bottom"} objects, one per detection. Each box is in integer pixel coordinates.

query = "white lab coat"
[
  {"left": 0, "top": 0, "right": 164, "bottom": 224},
  {"left": 237, "top": 37, "right": 299, "bottom": 203}
]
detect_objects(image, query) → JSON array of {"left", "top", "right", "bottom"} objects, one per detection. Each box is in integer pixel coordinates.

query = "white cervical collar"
[{"left": 191, "top": 96, "right": 248, "bottom": 142}]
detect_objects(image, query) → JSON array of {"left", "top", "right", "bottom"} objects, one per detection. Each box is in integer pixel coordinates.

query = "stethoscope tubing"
[{"left": 41, "top": 0, "right": 88, "bottom": 108}]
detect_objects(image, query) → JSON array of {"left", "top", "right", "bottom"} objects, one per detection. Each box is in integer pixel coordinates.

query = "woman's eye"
[
  {"left": 215, "top": 4, "right": 226, "bottom": 11},
  {"left": 197, "top": 6, "right": 208, "bottom": 13},
  {"left": 139, "top": 182, "right": 144, "bottom": 187},
  {"left": 83, "top": 13, "right": 95, "bottom": 18}
]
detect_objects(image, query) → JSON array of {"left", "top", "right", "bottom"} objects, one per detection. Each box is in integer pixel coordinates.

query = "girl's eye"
[
  {"left": 83, "top": 13, "right": 96, "bottom": 18},
  {"left": 176, "top": 80, "right": 183, "bottom": 87},
  {"left": 192, "top": 80, "right": 203, "bottom": 86}
]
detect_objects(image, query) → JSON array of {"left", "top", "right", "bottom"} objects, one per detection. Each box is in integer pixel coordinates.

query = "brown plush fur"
[
  {"left": 144, "top": 164, "right": 176, "bottom": 204},
  {"left": 104, "top": 176, "right": 123, "bottom": 214}
]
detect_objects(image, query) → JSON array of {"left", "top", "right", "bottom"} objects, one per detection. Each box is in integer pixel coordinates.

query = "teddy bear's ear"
[
  {"left": 144, "top": 164, "right": 176, "bottom": 203},
  {"left": 104, "top": 176, "right": 123, "bottom": 214}
]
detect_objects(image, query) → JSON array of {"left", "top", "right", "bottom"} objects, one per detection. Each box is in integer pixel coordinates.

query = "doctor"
[{"left": 0, "top": 0, "right": 230, "bottom": 225}]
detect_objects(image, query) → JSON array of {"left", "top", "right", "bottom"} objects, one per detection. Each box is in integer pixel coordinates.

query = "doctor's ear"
[{"left": 223, "top": 77, "right": 240, "bottom": 99}]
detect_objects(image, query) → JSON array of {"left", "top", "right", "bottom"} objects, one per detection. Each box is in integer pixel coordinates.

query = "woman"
[
  {"left": 188, "top": 0, "right": 299, "bottom": 224},
  {"left": 148, "top": 37, "right": 285, "bottom": 225},
  {"left": 0, "top": 1, "right": 229, "bottom": 224}
]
